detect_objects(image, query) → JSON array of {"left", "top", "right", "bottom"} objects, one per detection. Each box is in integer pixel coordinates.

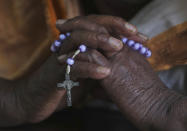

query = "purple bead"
[
  {"left": 50, "top": 44, "right": 57, "bottom": 53},
  {"left": 146, "top": 50, "right": 152, "bottom": 58},
  {"left": 67, "top": 58, "right": 74, "bottom": 65},
  {"left": 54, "top": 40, "right": 61, "bottom": 47},
  {"left": 122, "top": 37, "right": 128, "bottom": 44},
  {"left": 66, "top": 32, "right": 71, "bottom": 37},
  {"left": 127, "top": 40, "right": 135, "bottom": 47},
  {"left": 79, "top": 44, "right": 87, "bottom": 52},
  {"left": 59, "top": 34, "right": 66, "bottom": 41},
  {"left": 133, "top": 43, "right": 141, "bottom": 50},
  {"left": 139, "top": 44, "right": 143, "bottom": 49},
  {"left": 140, "top": 47, "right": 147, "bottom": 55}
]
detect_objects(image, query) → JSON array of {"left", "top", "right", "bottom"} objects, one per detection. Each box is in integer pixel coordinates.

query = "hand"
[
  {"left": 100, "top": 45, "right": 174, "bottom": 130},
  {"left": 56, "top": 15, "right": 148, "bottom": 102},
  {"left": 56, "top": 15, "right": 187, "bottom": 131},
  {"left": 57, "top": 15, "right": 148, "bottom": 80}
]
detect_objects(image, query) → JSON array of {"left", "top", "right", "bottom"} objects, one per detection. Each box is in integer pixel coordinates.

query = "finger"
[
  {"left": 77, "top": 49, "right": 110, "bottom": 66},
  {"left": 128, "top": 32, "right": 149, "bottom": 44},
  {"left": 56, "top": 17, "right": 108, "bottom": 34},
  {"left": 56, "top": 19, "right": 67, "bottom": 25},
  {"left": 86, "top": 15, "right": 137, "bottom": 36},
  {"left": 71, "top": 61, "right": 111, "bottom": 79},
  {"left": 58, "top": 49, "right": 110, "bottom": 67},
  {"left": 59, "top": 30, "right": 123, "bottom": 55},
  {"left": 119, "top": 32, "right": 149, "bottom": 46},
  {"left": 87, "top": 15, "right": 149, "bottom": 43}
]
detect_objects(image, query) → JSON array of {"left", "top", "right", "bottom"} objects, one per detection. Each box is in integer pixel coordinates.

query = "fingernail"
[
  {"left": 56, "top": 19, "right": 67, "bottom": 25},
  {"left": 125, "top": 23, "right": 137, "bottom": 33},
  {"left": 96, "top": 66, "right": 111, "bottom": 75},
  {"left": 57, "top": 55, "right": 67, "bottom": 61},
  {"left": 109, "top": 37, "right": 123, "bottom": 51},
  {"left": 137, "top": 32, "right": 149, "bottom": 41}
]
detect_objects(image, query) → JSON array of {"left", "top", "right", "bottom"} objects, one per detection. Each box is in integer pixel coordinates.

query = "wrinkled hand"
[
  {"left": 101, "top": 44, "right": 159, "bottom": 103},
  {"left": 56, "top": 16, "right": 187, "bottom": 131},
  {"left": 56, "top": 15, "right": 150, "bottom": 108},
  {"left": 57, "top": 15, "right": 148, "bottom": 80}
]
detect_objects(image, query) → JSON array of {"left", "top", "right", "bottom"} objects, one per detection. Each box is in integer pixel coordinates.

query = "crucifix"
[
  {"left": 56, "top": 45, "right": 86, "bottom": 107},
  {"left": 57, "top": 73, "right": 79, "bottom": 106}
]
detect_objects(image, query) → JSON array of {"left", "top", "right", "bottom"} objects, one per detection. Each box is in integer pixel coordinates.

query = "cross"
[{"left": 57, "top": 74, "right": 79, "bottom": 106}]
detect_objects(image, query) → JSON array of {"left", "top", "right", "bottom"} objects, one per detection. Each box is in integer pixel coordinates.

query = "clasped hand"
[{"left": 56, "top": 15, "right": 160, "bottom": 107}]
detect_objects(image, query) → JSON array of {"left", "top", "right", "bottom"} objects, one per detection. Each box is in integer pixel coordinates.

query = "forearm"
[
  {"left": 102, "top": 66, "right": 184, "bottom": 130},
  {"left": 0, "top": 54, "right": 66, "bottom": 127}
]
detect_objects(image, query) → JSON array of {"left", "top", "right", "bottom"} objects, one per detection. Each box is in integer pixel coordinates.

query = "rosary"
[{"left": 51, "top": 32, "right": 151, "bottom": 107}]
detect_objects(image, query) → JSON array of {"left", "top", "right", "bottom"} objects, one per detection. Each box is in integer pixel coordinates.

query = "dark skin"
[
  {"left": 0, "top": 3, "right": 186, "bottom": 131},
  {"left": 57, "top": 15, "right": 187, "bottom": 131},
  {"left": 0, "top": 15, "right": 145, "bottom": 127}
]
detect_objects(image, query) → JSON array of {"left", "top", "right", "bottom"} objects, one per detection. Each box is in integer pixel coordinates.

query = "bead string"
[
  {"left": 50, "top": 33, "right": 151, "bottom": 107},
  {"left": 66, "top": 45, "right": 87, "bottom": 74},
  {"left": 51, "top": 34, "right": 151, "bottom": 59},
  {"left": 50, "top": 33, "right": 87, "bottom": 76},
  {"left": 122, "top": 37, "right": 152, "bottom": 58},
  {"left": 51, "top": 34, "right": 151, "bottom": 75}
]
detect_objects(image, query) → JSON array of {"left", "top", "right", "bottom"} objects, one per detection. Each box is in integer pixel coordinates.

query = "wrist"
[{"left": 102, "top": 73, "right": 183, "bottom": 130}]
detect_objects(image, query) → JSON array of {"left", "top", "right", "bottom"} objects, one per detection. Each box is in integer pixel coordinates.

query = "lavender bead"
[
  {"left": 133, "top": 43, "right": 141, "bottom": 50},
  {"left": 140, "top": 47, "right": 147, "bottom": 55},
  {"left": 122, "top": 37, "right": 128, "bottom": 44},
  {"left": 59, "top": 34, "right": 66, "bottom": 41},
  {"left": 127, "top": 40, "right": 135, "bottom": 47},
  {"left": 79, "top": 44, "right": 87, "bottom": 52},
  {"left": 67, "top": 58, "right": 74, "bottom": 65},
  {"left": 50, "top": 44, "right": 57, "bottom": 52},
  {"left": 54, "top": 40, "right": 61, "bottom": 47},
  {"left": 66, "top": 32, "right": 71, "bottom": 37},
  {"left": 146, "top": 50, "right": 152, "bottom": 58},
  {"left": 139, "top": 44, "right": 143, "bottom": 49}
]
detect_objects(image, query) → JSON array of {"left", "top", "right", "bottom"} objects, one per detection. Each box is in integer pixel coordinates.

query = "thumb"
[{"left": 56, "top": 19, "right": 67, "bottom": 29}]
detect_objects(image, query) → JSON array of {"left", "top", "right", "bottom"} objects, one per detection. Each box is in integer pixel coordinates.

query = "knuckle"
[
  {"left": 88, "top": 24, "right": 98, "bottom": 31},
  {"left": 71, "top": 16, "right": 85, "bottom": 26},
  {"left": 73, "top": 18, "right": 83, "bottom": 26},
  {"left": 87, "top": 32, "right": 95, "bottom": 41},
  {"left": 89, "top": 49, "right": 98, "bottom": 56},
  {"left": 96, "top": 33, "right": 109, "bottom": 43},
  {"left": 112, "top": 16, "right": 126, "bottom": 25},
  {"left": 89, "top": 50, "right": 101, "bottom": 62},
  {"left": 98, "top": 26, "right": 108, "bottom": 34}
]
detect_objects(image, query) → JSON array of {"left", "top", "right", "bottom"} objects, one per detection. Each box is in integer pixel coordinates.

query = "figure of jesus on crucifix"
[{"left": 57, "top": 74, "right": 79, "bottom": 106}]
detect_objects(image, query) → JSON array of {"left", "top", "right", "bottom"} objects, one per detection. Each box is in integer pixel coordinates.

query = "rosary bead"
[
  {"left": 127, "top": 40, "right": 135, "bottom": 47},
  {"left": 66, "top": 32, "right": 71, "bottom": 37},
  {"left": 79, "top": 44, "right": 87, "bottom": 52},
  {"left": 146, "top": 50, "right": 152, "bottom": 58},
  {"left": 122, "top": 37, "right": 128, "bottom": 44},
  {"left": 67, "top": 58, "right": 74, "bottom": 65},
  {"left": 54, "top": 40, "right": 61, "bottom": 47},
  {"left": 50, "top": 44, "right": 57, "bottom": 52},
  {"left": 140, "top": 46, "right": 147, "bottom": 55},
  {"left": 133, "top": 43, "right": 141, "bottom": 50},
  {"left": 59, "top": 34, "right": 66, "bottom": 41},
  {"left": 139, "top": 44, "right": 143, "bottom": 49}
]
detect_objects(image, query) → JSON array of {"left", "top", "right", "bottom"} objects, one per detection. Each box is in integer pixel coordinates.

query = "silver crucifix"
[{"left": 57, "top": 74, "right": 79, "bottom": 106}]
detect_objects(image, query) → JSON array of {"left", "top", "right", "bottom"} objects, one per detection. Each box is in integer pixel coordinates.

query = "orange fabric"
[
  {"left": 147, "top": 22, "right": 187, "bottom": 71},
  {"left": 0, "top": 0, "right": 80, "bottom": 80}
]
